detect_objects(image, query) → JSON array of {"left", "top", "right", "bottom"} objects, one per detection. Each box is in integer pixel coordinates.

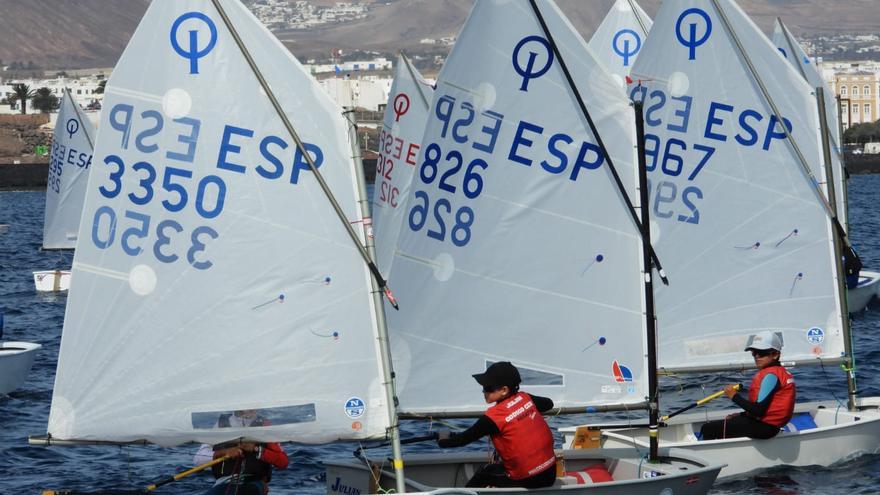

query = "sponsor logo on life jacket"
[
  {"left": 505, "top": 399, "right": 534, "bottom": 423},
  {"left": 505, "top": 394, "right": 524, "bottom": 409}
]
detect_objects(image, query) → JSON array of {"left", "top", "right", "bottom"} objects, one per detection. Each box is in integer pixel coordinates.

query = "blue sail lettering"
[
  {"left": 644, "top": 89, "right": 666, "bottom": 127},
  {"left": 216, "top": 124, "right": 323, "bottom": 183},
  {"left": 667, "top": 95, "right": 693, "bottom": 133},
  {"left": 508, "top": 120, "right": 543, "bottom": 167},
  {"left": 109, "top": 103, "right": 134, "bottom": 150},
  {"left": 135, "top": 110, "right": 163, "bottom": 153},
  {"left": 763, "top": 115, "right": 792, "bottom": 151},
  {"left": 256, "top": 135, "right": 288, "bottom": 180},
  {"left": 435, "top": 94, "right": 455, "bottom": 138},
  {"left": 571, "top": 141, "right": 604, "bottom": 180},
  {"left": 451, "top": 102, "right": 475, "bottom": 144},
  {"left": 216, "top": 125, "right": 252, "bottom": 174},
  {"left": 735, "top": 109, "right": 762, "bottom": 146},
  {"left": 166, "top": 117, "right": 201, "bottom": 163},
  {"left": 704, "top": 101, "right": 733, "bottom": 142},
  {"left": 541, "top": 133, "right": 572, "bottom": 174}
]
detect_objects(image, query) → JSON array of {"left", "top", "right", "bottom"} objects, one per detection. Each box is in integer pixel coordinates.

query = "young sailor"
[
  {"left": 194, "top": 409, "right": 289, "bottom": 495},
  {"left": 700, "top": 331, "right": 796, "bottom": 440},
  {"left": 436, "top": 361, "right": 557, "bottom": 488}
]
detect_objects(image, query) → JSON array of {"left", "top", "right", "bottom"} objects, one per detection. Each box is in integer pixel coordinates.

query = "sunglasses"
[
  {"left": 751, "top": 349, "right": 776, "bottom": 358},
  {"left": 482, "top": 385, "right": 501, "bottom": 393}
]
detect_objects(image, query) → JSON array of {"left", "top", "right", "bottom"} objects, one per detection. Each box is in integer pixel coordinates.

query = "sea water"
[{"left": 2, "top": 176, "right": 880, "bottom": 494}]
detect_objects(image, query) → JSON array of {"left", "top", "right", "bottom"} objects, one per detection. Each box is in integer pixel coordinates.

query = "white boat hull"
[
  {"left": 847, "top": 270, "right": 880, "bottom": 312},
  {"left": 560, "top": 400, "right": 880, "bottom": 480},
  {"left": 33, "top": 270, "right": 71, "bottom": 292},
  {"left": 0, "top": 341, "right": 41, "bottom": 395},
  {"left": 325, "top": 448, "right": 723, "bottom": 494}
]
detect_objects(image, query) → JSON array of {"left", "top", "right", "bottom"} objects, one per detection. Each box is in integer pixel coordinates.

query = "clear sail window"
[
  {"left": 485, "top": 361, "right": 564, "bottom": 386},
  {"left": 191, "top": 404, "right": 317, "bottom": 430}
]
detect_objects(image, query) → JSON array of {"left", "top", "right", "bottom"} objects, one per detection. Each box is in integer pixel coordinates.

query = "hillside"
[{"left": 0, "top": 0, "right": 877, "bottom": 70}]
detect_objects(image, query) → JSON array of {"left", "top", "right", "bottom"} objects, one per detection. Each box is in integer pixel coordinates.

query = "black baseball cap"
[{"left": 472, "top": 361, "right": 521, "bottom": 389}]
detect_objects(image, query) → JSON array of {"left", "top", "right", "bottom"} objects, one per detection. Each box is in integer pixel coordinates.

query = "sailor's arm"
[{"left": 437, "top": 416, "right": 499, "bottom": 448}]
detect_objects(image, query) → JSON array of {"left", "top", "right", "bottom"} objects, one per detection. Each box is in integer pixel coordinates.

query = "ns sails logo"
[{"left": 170, "top": 12, "right": 218, "bottom": 74}]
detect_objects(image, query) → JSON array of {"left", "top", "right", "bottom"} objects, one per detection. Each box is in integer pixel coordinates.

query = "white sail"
[
  {"left": 388, "top": 0, "right": 649, "bottom": 415},
  {"left": 372, "top": 53, "right": 434, "bottom": 276},
  {"left": 630, "top": 0, "right": 844, "bottom": 371},
  {"left": 588, "top": 0, "right": 653, "bottom": 83},
  {"left": 772, "top": 18, "right": 847, "bottom": 227},
  {"left": 47, "top": 0, "right": 390, "bottom": 446},
  {"left": 42, "top": 88, "right": 95, "bottom": 249}
]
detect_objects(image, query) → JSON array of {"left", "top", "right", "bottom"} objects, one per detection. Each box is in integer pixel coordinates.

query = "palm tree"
[
  {"left": 11, "top": 83, "right": 34, "bottom": 114},
  {"left": 31, "top": 87, "right": 59, "bottom": 113}
]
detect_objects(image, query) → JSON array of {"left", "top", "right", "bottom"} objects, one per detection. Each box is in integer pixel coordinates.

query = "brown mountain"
[
  {"left": 0, "top": 0, "right": 149, "bottom": 69},
  {"left": 0, "top": 0, "right": 876, "bottom": 70}
]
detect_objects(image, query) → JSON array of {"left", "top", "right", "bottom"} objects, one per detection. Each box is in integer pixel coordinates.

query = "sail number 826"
[{"left": 408, "top": 143, "right": 486, "bottom": 247}]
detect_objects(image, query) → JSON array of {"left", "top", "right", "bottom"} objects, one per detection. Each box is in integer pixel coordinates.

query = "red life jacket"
[
  {"left": 749, "top": 365, "right": 796, "bottom": 427},
  {"left": 484, "top": 392, "right": 556, "bottom": 480}
]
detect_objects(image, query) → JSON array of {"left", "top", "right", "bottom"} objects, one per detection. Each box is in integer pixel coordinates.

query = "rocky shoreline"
[{"left": 0, "top": 154, "right": 876, "bottom": 190}]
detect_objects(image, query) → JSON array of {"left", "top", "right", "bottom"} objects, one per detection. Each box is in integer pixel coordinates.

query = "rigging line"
[
  {"left": 625, "top": 0, "right": 651, "bottom": 38},
  {"left": 778, "top": 19, "right": 849, "bottom": 178},
  {"left": 209, "top": 0, "right": 397, "bottom": 308},
  {"left": 528, "top": 0, "right": 668, "bottom": 285},
  {"left": 709, "top": 0, "right": 850, "bottom": 248},
  {"left": 398, "top": 51, "right": 431, "bottom": 110},
  {"left": 776, "top": 18, "right": 809, "bottom": 81}
]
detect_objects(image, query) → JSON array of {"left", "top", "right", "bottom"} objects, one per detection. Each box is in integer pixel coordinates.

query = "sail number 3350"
[{"left": 91, "top": 154, "right": 225, "bottom": 270}]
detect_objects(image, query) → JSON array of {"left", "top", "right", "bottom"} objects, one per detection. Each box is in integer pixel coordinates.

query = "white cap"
[{"left": 744, "top": 331, "right": 783, "bottom": 352}]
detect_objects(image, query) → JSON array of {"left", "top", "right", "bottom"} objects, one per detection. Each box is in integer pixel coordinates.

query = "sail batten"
[{"left": 47, "top": 0, "right": 390, "bottom": 446}]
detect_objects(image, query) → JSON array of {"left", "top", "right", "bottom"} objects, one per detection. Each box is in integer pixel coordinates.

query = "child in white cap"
[{"left": 699, "top": 330, "right": 796, "bottom": 440}]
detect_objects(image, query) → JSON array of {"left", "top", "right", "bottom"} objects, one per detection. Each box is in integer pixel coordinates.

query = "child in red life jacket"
[
  {"left": 699, "top": 331, "right": 796, "bottom": 440},
  {"left": 194, "top": 409, "right": 289, "bottom": 495},
  {"left": 436, "top": 361, "right": 557, "bottom": 488}
]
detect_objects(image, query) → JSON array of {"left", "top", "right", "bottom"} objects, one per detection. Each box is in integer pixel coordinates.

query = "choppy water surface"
[{"left": 2, "top": 175, "right": 880, "bottom": 494}]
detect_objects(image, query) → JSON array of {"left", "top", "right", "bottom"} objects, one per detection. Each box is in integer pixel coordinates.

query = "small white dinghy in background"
[
  {"left": 849, "top": 270, "right": 880, "bottom": 311},
  {"left": 562, "top": 0, "right": 880, "bottom": 480},
  {"left": 34, "top": 88, "right": 95, "bottom": 292},
  {"left": 0, "top": 314, "right": 41, "bottom": 396},
  {"left": 772, "top": 17, "right": 880, "bottom": 312},
  {"left": 33, "top": 270, "right": 71, "bottom": 292},
  {"left": 327, "top": 0, "right": 723, "bottom": 493}
]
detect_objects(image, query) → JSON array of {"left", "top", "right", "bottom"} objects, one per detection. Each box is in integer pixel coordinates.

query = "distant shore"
[{"left": 0, "top": 155, "right": 877, "bottom": 190}]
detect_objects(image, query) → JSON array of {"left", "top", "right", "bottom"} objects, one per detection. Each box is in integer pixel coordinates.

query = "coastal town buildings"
[{"left": 826, "top": 65, "right": 880, "bottom": 129}]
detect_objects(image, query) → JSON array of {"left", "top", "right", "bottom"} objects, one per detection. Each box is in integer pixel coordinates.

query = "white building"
[
  {"left": 0, "top": 75, "right": 104, "bottom": 115},
  {"left": 306, "top": 57, "right": 393, "bottom": 75},
  {"left": 319, "top": 75, "right": 392, "bottom": 111}
]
